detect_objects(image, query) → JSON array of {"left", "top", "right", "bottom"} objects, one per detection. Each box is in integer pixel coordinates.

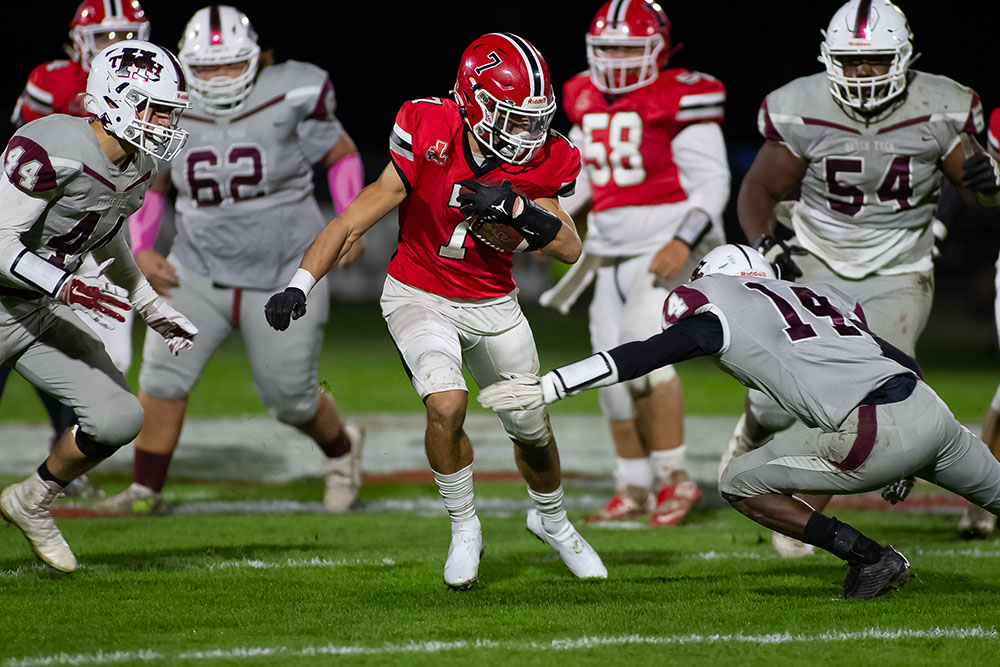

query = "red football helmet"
[
  {"left": 452, "top": 33, "right": 556, "bottom": 165},
  {"left": 587, "top": 0, "right": 680, "bottom": 94},
  {"left": 70, "top": 0, "right": 151, "bottom": 71}
]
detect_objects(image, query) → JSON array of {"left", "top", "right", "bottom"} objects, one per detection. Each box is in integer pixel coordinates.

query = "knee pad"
[
  {"left": 81, "top": 391, "right": 143, "bottom": 447},
  {"left": 499, "top": 407, "right": 552, "bottom": 447},
  {"left": 747, "top": 390, "right": 796, "bottom": 432},
  {"left": 624, "top": 365, "right": 677, "bottom": 398},
  {"left": 75, "top": 428, "right": 122, "bottom": 459},
  {"left": 599, "top": 384, "right": 636, "bottom": 421}
]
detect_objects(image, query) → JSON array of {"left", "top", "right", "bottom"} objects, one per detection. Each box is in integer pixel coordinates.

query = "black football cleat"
[{"left": 843, "top": 546, "right": 912, "bottom": 599}]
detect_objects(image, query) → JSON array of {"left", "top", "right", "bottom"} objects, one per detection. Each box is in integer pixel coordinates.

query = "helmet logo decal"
[
  {"left": 853, "top": 0, "right": 873, "bottom": 39},
  {"left": 474, "top": 52, "right": 502, "bottom": 76},
  {"left": 109, "top": 47, "right": 163, "bottom": 83}
]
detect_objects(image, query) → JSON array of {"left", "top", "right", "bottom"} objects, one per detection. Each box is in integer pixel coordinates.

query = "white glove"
[
  {"left": 56, "top": 258, "right": 131, "bottom": 330},
  {"left": 477, "top": 372, "right": 560, "bottom": 412},
  {"left": 139, "top": 298, "right": 198, "bottom": 355}
]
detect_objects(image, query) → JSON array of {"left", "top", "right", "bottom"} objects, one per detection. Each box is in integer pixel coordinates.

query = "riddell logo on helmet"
[
  {"left": 525, "top": 96, "right": 548, "bottom": 106},
  {"left": 742, "top": 271, "right": 769, "bottom": 277}
]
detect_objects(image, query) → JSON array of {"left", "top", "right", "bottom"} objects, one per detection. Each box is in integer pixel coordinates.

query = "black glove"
[
  {"left": 961, "top": 153, "right": 1000, "bottom": 194},
  {"left": 264, "top": 287, "right": 307, "bottom": 331},
  {"left": 754, "top": 235, "right": 803, "bottom": 281},
  {"left": 880, "top": 476, "right": 915, "bottom": 505},
  {"left": 456, "top": 179, "right": 524, "bottom": 222}
]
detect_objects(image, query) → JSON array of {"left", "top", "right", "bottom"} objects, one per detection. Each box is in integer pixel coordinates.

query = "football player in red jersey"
[
  {"left": 959, "top": 107, "right": 1000, "bottom": 540},
  {"left": 11, "top": 0, "right": 150, "bottom": 127},
  {"left": 548, "top": 0, "right": 729, "bottom": 526},
  {"left": 1, "top": 0, "right": 151, "bottom": 498},
  {"left": 266, "top": 33, "right": 607, "bottom": 589}
]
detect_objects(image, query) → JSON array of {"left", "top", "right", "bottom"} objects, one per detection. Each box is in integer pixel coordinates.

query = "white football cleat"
[
  {"left": 958, "top": 504, "right": 997, "bottom": 540},
  {"left": 444, "top": 521, "right": 484, "bottom": 590},
  {"left": 718, "top": 413, "right": 754, "bottom": 482},
  {"left": 772, "top": 531, "right": 815, "bottom": 558},
  {"left": 91, "top": 482, "right": 163, "bottom": 516},
  {"left": 526, "top": 509, "right": 607, "bottom": 579},
  {"left": 323, "top": 423, "right": 365, "bottom": 512},
  {"left": 1, "top": 474, "right": 77, "bottom": 572}
]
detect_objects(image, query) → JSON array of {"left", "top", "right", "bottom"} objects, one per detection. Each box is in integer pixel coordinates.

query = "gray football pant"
[
  {"left": 721, "top": 382, "right": 1000, "bottom": 515},
  {"left": 139, "top": 257, "right": 329, "bottom": 426},
  {"left": 747, "top": 247, "right": 935, "bottom": 430},
  {"left": 0, "top": 296, "right": 142, "bottom": 446}
]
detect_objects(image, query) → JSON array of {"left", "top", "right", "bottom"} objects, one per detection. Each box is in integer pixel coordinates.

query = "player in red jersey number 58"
[{"left": 266, "top": 33, "right": 607, "bottom": 589}]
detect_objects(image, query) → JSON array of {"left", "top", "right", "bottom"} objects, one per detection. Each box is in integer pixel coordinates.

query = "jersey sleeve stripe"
[
  {"left": 757, "top": 100, "right": 784, "bottom": 142},
  {"left": 389, "top": 131, "right": 414, "bottom": 161},
  {"left": 556, "top": 180, "right": 576, "bottom": 197},
  {"left": 679, "top": 92, "right": 726, "bottom": 108},
  {"left": 676, "top": 105, "right": 725, "bottom": 121},
  {"left": 25, "top": 81, "right": 54, "bottom": 106}
]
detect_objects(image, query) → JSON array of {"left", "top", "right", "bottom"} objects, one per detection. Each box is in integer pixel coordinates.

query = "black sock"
[
  {"left": 802, "top": 512, "right": 883, "bottom": 565},
  {"left": 36, "top": 462, "right": 69, "bottom": 488}
]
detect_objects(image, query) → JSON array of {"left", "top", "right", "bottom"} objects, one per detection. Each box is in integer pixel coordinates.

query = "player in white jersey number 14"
[{"left": 480, "top": 244, "right": 1000, "bottom": 600}]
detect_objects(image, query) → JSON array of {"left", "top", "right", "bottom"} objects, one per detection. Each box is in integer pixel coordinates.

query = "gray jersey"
[
  {"left": 663, "top": 275, "right": 907, "bottom": 431},
  {"left": 170, "top": 60, "right": 344, "bottom": 289},
  {"left": 760, "top": 71, "right": 983, "bottom": 278},
  {"left": 0, "top": 115, "right": 155, "bottom": 294}
]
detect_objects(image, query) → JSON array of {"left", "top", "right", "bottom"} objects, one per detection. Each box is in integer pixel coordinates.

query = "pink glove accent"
[
  {"left": 129, "top": 190, "right": 166, "bottom": 255},
  {"left": 328, "top": 152, "right": 364, "bottom": 215}
]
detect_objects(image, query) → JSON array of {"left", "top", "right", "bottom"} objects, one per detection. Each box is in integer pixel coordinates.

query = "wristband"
[
  {"left": 287, "top": 268, "right": 317, "bottom": 296},
  {"left": 10, "top": 249, "right": 68, "bottom": 296},
  {"left": 674, "top": 208, "right": 713, "bottom": 249},
  {"left": 513, "top": 199, "right": 562, "bottom": 250}
]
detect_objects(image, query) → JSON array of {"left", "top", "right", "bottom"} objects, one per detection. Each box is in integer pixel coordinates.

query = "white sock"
[
  {"left": 527, "top": 485, "right": 570, "bottom": 535},
  {"left": 651, "top": 446, "right": 686, "bottom": 485},
  {"left": 433, "top": 464, "right": 479, "bottom": 530},
  {"left": 614, "top": 456, "right": 653, "bottom": 492}
]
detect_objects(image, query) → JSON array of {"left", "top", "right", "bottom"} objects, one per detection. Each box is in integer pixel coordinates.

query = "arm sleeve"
[
  {"left": 0, "top": 177, "right": 62, "bottom": 293},
  {"left": 128, "top": 189, "right": 165, "bottom": 255},
  {"left": 91, "top": 231, "right": 158, "bottom": 309},
  {"left": 672, "top": 122, "right": 730, "bottom": 221},
  {"left": 328, "top": 152, "right": 364, "bottom": 215},
  {"left": 548, "top": 313, "right": 724, "bottom": 398}
]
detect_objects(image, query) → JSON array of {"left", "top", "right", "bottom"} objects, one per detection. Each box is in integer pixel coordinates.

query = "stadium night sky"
[{"left": 5, "top": 1, "right": 998, "bottom": 155}]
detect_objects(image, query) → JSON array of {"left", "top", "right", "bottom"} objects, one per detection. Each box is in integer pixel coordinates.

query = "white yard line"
[{"left": 5, "top": 628, "right": 996, "bottom": 666}]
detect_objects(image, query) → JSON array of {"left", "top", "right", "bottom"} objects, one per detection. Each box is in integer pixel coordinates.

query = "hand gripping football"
[{"left": 459, "top": 180, "right": 530, "bottom": 253}]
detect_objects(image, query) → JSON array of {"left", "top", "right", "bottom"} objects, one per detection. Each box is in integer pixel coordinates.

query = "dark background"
[{"left": 4, "top": 1, "right": 999, "bottom": 323}]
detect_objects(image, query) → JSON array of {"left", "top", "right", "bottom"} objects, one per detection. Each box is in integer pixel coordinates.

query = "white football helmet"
[
  {"left": 691, "top": 244, "right": 776, "bottom": 281},
  {"left": 178, "top": 6, "right": 261, "bottom": 116},
  {"left": 85, "top": 40, "right": 190, "bottom": 161},
  {"left": 819, "top": 0, "right": 914, "bottom": 114}
]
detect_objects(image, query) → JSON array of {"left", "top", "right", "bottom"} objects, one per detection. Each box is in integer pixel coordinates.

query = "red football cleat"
[
  {"left": 649, "top": 479, "right": 701, "bottom": 526},
  {"left": 585, "top": 491, "right": 653, "bottom": 523}
]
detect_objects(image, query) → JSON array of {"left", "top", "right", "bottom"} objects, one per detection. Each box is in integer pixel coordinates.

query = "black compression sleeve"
[{"left": 607, "top": 313, "right": 724, "bottom": 382}]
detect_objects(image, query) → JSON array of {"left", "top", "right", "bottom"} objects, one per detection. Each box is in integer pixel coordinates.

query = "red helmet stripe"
[
  {"left": 854, "top": 0, "right": 873, "bottom": 39},
  {"left": 209, "top": 5, "right": 223, "bottom": 45},
  {"left": 498, "top": 33, "right": 545, "bottom": 98}
]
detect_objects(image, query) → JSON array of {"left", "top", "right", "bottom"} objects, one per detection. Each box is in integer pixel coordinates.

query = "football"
[{"left": 460, "top": 180, "right": 531, "bottom": 253}]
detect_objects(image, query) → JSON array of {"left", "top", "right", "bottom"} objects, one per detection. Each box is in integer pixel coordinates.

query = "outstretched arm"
[{"left": 478, "top": 313, "right": 723, "bottom": 411}]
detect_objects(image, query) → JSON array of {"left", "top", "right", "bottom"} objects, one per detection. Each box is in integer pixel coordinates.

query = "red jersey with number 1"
[
  {"left": 563, "top": 69, "right": 725, "bottom": 213},
  {"left": 387, "top": 97, "right": 580, "bottom": 299},
  {"left": 11, "top": 59, "right": 89, "bottom": 127}
]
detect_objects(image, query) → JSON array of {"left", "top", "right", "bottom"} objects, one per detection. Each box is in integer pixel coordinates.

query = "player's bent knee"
[
  {"left": 269, "top": 395, "right": 321, "bottom": 427},
  {"left": 81, "top": 392, "right": 143, "bottom": 446},
  {"left": 625, "top": 365, "right": 677, "bottom": 399},
  {"left": 501, "top": 407, "right": 552, "bottom": 447},
  {"left": 720, "top": 491, "right": 748, "bottom": 505},
  {"left": 76, "top": 429, "right": 124, "bottom": 459}
]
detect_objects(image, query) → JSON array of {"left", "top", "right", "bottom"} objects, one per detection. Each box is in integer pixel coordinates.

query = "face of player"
[
  {"left": 192, "top": 62, "right": 251, "bottom": 81},
  {"left": 593, "top": 45, "right": 646, "bottom": 76},
  {"left": 837, "top": 54, "right": 893, "bottom": 101}
]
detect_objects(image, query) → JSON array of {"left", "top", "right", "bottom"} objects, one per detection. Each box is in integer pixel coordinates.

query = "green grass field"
[{"left": 2, "top": 303, "right": 1000, "bottom": 665}]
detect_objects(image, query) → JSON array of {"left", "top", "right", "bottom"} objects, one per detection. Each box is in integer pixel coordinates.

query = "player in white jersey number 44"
[
  {"left": 0, "top": 41, "right": 196, "bottom": 572},
  {"left": 480, "top": 245, "right": 1000, "bottom": 599}
]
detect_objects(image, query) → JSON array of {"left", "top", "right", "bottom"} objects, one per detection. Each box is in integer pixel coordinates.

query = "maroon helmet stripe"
[
  {"left": 210, "top": 5, "right": 223, "bottom": 45},
  {"left": 854, "top": 0, "right": 873, "bottom": 38}
]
